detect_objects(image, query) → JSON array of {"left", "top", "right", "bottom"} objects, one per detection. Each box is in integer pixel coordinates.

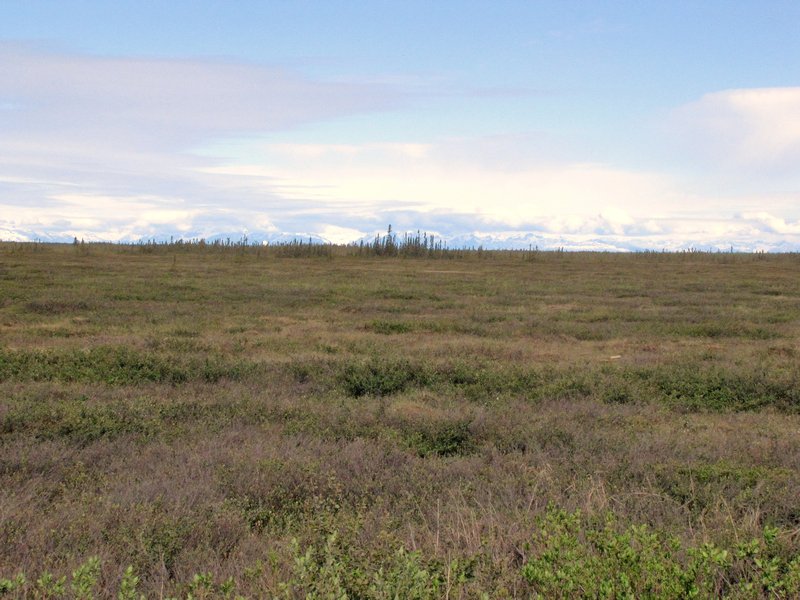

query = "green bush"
[
  {"left": 2, "top": 396, "right": 159, "bottom": 445},
  {"left": 645, "top": 365, "right": 798, "bottom": 411},
  {"left": 340, "top": 359, "right": 430, "bottom": 397},
  {"left": 370, "top": 548, "right": 445, "bottom": 599},
  {"left": 0, "top": 347, "right": 252, "bottom": 385},
  {"left": 521, "top": 507, "right": 800, "bottom": 599},
  {"left": 2, "top": 516, "right": 799, "bottom": 598},
  {"left": 368, "top": 320, "right": 414, "bottom": 334},
  {"left": 403, "top": 420, "right": 475, "bottom": 457}
]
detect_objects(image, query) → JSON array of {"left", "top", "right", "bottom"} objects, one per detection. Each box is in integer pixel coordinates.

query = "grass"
[{"left": 1, "top": 242, "right": 800, "bottom": 597}]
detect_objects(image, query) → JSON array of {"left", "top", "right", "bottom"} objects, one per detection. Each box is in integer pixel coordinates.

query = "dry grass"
[{"left": 1, "top": 242, "right": 799, "bottom": 597}]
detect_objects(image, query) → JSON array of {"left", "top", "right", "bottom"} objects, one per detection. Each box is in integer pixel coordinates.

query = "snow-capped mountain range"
[{"left": 2, "top": 225, "right": 798, "bottom": 253}]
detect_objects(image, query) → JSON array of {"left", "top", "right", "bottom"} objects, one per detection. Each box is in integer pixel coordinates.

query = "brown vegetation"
[{"left": 1, "top": 242, "right": 799, "bottom": 597}]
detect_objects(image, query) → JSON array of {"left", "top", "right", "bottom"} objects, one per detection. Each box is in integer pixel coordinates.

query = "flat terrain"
[{"left": 1, "top": 243, "right": 800, "bottom": 597}]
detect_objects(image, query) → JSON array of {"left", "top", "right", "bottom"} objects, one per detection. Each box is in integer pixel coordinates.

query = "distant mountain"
[
  {"left": 0, "top": 228, "right": 80, "bottom": 243},
  {"left": 231, "top": 232, "right": 329, "bottom": 245},
  {"left": 1, "top": 226, "right": 798, "bottom": 252},
  {"left": 143, "top": 231, "right": 330, "bottom": 245},
  {"left": 0, "top": 229, "right": 331, "bottom": 246},
  {"left": 353, "top": 229, "right": 800, "bottom": 253}
]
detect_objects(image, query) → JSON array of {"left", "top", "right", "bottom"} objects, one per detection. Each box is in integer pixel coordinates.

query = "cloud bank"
[{"left": 1, "top": 43, "right": 799, "bottom": 250}]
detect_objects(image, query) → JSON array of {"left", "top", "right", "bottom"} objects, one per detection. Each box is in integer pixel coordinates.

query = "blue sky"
[{"left": 2, "top": 1, "right": 800, "bottom": 249}]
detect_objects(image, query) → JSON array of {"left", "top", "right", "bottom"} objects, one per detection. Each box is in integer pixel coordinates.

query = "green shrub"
[
  {"left": 646, "top": 365, "right": 797, "bottom": 411},
  {"left": 279, "top": 534, "right": 351, "bottom": 599},
  {"left": 341, "top": 359, "right": 430, "bottom": 397},
  {"left": 0, "top": 347, "right": 252, "bottom": 385},
  {"left": 521, "top": 507, "right": 800, "bottom": 599},
  {"left": 403, "top": 420, "right": 475, "bottom": 457},
  {"left": 368, "top": 320, "right": 414, "bottom": 334},
  {"left": 118, "top": 565, "right": 144, "bottom": 600},
  {"left": 0, "top": 574, "right": 25, "bottom": 595},
  {"left": 652, "top": 462, "right": 791, "bottom": 518},
  {"left": 2, "top": 396, "right": 159, "bottom": 445},
  {"left": 24, "top": 299, "right": 92, "bottom": 315},
  {"left": 71, "top": 556, "right": 100, "bottom": 600},
  {"left": 1, "top": 517, "right": 798, "bottom": 599},
  {"left": 370, "top": 548, "right": 442, "bottom": 599}
]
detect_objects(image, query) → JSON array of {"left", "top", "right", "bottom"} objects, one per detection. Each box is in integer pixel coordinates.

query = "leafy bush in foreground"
[
  {"left": 521, "top": 508, "right": 800, "bottom": 599},
  {"left": 3, "top": 509, "right": 799, "bottom": 599}
]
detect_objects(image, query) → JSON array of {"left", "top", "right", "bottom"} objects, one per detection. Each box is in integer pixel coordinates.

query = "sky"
[{"left": 1, "top": 1, "right": 800, "bottom": 250}]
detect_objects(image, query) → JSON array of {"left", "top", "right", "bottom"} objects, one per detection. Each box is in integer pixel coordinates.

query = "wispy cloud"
[{"left": 0, "top": 42, "right": 401, "bottom": 148}]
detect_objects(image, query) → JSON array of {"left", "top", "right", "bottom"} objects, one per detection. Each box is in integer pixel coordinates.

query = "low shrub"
[
  {"left": 3, "top": 514, "right": 799, "bottom": 598},
  {"left": 368, "top": 320, "right": 415, "bottom": 334},
  {"left": 403, "top": 420, "right": 475, "bottom": 457},
  {"left": 521, "top": 507, "right": 800, "bottom": 599},
  {"left": 24, "top": 299, "right": 92, "bottom": 315},
  {"left": 0, "top": 347, "right": 253, "bottom": 385},
  {"left": 645, "top": 365, "right": 799, "bottom": 411},
  {"left": 340, "top": 359, "right": 431, "bottom": 397}
]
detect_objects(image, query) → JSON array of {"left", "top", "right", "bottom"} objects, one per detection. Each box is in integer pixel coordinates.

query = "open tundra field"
[{"left": 1, "top": 242, "right": 800, "bottom": 598}]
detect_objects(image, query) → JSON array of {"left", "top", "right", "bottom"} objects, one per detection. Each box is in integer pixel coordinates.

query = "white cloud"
[
  {"left": 740, "top": 211, "right": 800, "bottom": 235},
  {"left": 175, "top": 135, "right": 800, "bottom": 249},
  {"left": 0, "top": 191, "right": 280, "bottom": 242},
  {"left": 2, "top": 47, "right": 799, "bottom": 252},
  {"left": 216, "top": 139, "right": 678, "bottom": 226},
  {"left": 671, "top": 87, "right": 800, "bottom": 173}
]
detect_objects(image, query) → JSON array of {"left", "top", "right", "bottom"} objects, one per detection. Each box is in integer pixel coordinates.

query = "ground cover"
[{"left": 1, "top": 242, "right": 799, "bottom": 597}]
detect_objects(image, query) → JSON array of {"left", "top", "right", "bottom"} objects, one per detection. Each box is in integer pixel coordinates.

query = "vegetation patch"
[
  {"left": 644, "top": 365, "right": 800, "bottom": 411},
  {"left": 0, "top": 347, "right": 254, "bottom": 385},
  {"left": 401, "top": 419, "right": 475, "bottom": 457},
  {"left": 24, "top": 299, "right": 93, "bottom": 315},
  {"left": 521, "top": 507, "right": 800, "bottom": 599},
  {"left": 652, "top": 462, "right": 792, "bottom": 517},
  {"left": 1, "top": 396, "right": 158, "bottom": 445},
  {"left": 2, "top": 243, "right": 800, "bottom": 596},
  {"left": 340, "top": 358, "right": 432, "bottom": 397},
  {"left": 3, "top": 510, "right": 800, "bottom": 598},
  {"left": 367, "top": 319, "right": 415, "bottom": 334}
]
